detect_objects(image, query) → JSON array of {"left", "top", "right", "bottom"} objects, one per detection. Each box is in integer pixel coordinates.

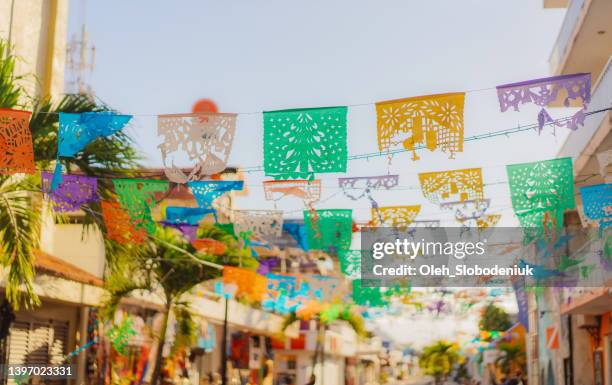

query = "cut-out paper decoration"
[
  {"left": 352, "top": 279, "right": 388, "bottom": 307},
  {"left": 223, "top": 266, "right": 266, "bottom": 302},
  {"left": 165, "top": 206, "right": 215, "bottom": 225},
  {"left": 101, "top": 201, "right": 146, "bottom": 244},
  {"left": 304, "top": 209, "right": 352, "bottom": 253},
  {"left": 507, "top": 157, "right": 575, "bottom": 230},
  {"left": 338, "top": 249, "right": 361, "bottom": 278},
  {"left": 233, "top": 210, "right": 284, "bottom": 239},
  {"left": 263, "top": 106, "right": 348, "bottom": 180},
  {"left": 300, "top": 275, "right": 341, "bottom": 301},
  {"left": 41, "top": 172, "right": 98, "bottom": 212},
  {"left": 113, "top": 179, "right": 169, "bottom": 235},
  {"left": 419, "top": 168, "right": 484, "bottom": 205},
  {"left": 263, "top": 179, "right": 321, "bottom": 203},
  {"left": 52, "top": 112, "right": 132, "bottom": 189},
  {"left": 369, "top": 205, "right": 421, "bottom": 227},
  {"left": 476, "top": 214, "right": 501, "bottom": 230},
  {"left": 158, "top": 112, "right": 237, "bottom": 183},
  {"left": 580, "top": 184, "right": 611, "bottom": 229},
  {"left": 188, "top": 180, "right": 244, "bottom": 209},
  {"left": 338, "top": 175, "right": 399, "bottom": 201},
  {"left": 376, "top": 92, "right": 465, "bottom": 160},
  {"left": 107, "top": 316, "right": 137, "bottom": 355},
  {"left": 0, "top": 109, "right": 34, "bottom": 175},
  {"left": 282, "top": 221, "right": 309, "bottom": 250},
  {"left": 595, "top": 150, "right": 612, "bottom": 183},
  {"left": 262, "top": 273, "right": 300, "bottom": 314},
  {"left": 256, "top": 258, "right": 280, "bottom": 275},
  {"left": 192, "top": 238, "right": 227, "bottom": 255},
  {"left": 440, "top": 199, "right": 490, "bottom": 225},
  {"left": 496, "top": 73, "right": 590, "bottom": 132}
]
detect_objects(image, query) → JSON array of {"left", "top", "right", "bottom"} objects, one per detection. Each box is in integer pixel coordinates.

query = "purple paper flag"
[
  {"left": 160, "top": 222, "right": 199, "bottom": 241},
  {"left": 42, "top": 172, "right": 98, "bottom": 212},
  {"left": 497, "top": 73, "right": 590, "bottom": 133}
]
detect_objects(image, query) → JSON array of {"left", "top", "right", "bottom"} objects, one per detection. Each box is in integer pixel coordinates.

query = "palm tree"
[
  {"left": 102, "top": 225, "right": 256, "bottom": 385},
  {"left": 0, "top": 38, "right": 140, "bottom": 309},
  {"left": 418, "top": 341, "right": 462, "bottom": 385},
  {"left": 495, "top": 342, "right": 526, "bottom": 377}
]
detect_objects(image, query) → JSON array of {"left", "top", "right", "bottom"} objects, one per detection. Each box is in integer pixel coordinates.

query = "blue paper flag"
[
  {"left": 165, "top": 206, "right": 216, "bottom": 225},
  {"left": 188, "top": 180, "right": 244, "bottom": 209},
  {"left": 52, "top": 112, "right": 132, "bottom": 190},
  {"left": 580, "top": 183, "right": 611, "bottom": 229},
  {"left": 283, "top": 221, "right": 309, "bottom": 250}
]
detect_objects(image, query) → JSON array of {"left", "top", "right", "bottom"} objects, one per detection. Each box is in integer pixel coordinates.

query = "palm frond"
[
  {"left": 0, "top": 40, "right": 23, "bottom": 109},
  {"left": 0, "top": 175, "right": 41, "bottom": 309}
]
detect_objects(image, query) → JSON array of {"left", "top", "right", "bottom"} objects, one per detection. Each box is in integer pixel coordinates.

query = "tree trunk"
[
  {"left": 151, "top": 301, "right": 172, "bottom": 385},
  {"left": 310, "top": 321, "right": 323, "bottom": 377}
]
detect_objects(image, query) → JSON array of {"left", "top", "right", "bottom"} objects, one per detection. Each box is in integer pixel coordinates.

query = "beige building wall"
[{"left": 0, "top": 0, "right": 69, "bottom": 99}]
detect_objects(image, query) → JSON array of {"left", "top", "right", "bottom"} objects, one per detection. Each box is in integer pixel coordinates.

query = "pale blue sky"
[{"left": 67, "top": 0, "right": 570, "bottom": 226}]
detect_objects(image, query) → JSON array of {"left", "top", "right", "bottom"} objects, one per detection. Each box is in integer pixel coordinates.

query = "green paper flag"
[
  {"left": 352, "top": 279, "right": 388, "bottom": 307},
  {"left": 506, "top": 157, "right": 575, "bottom": 232},
  {"left": 304, "top": 209, "right": 352, "bottom": 253},
  {"left": 338, "top": 249, "right": 362, "bottom": 278},
  {"left": 113, "top": 179, "right": 169, "bottom": 235},
  {"left": 264, "top": 107, "right": 348, "bottom": 180}
]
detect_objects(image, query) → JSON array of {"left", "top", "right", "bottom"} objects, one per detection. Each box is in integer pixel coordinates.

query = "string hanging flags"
[
  {"left": 506, "top": 157, "right": 575, "bottom": 231},
  {"left": 158, "top": 113, "right": 237, "bottom": 183},
  {"left": 376, "top": 92, "right": 465, "bottom": 160},
  {"left": 263, "top": 106, "right": 348, "bottom": 180},
  {"left": 496, "top": 73, "right": 590, "bottom": 133},
  {"left": 52, "top": 112, "right": 132, "bottom": 189},
  {"left": 113, "top": 179, "right": 169, "bottom": 235},
  {"left": 418, "top": 168, "right": 484, "bottom": 205},
  {"left": 41, "top": 172, "right": 98, "bottom": 212},
  {"left": 0, "top": 109, "right": 35, "bottom": 175},
  {"left": 188, "top": 180, "right": 244, "bottom": 209}
]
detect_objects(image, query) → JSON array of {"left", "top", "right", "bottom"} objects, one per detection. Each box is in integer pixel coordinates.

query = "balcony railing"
[
  {"left": 558, "top": 56, "right": 612, "bottom": 159},
  {"left": 549, "top": 0, "right": 586, "bottom": 73}
]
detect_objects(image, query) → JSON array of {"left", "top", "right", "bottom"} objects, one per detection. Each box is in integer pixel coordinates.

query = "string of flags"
[{"left": 0, "top": 72, "right": 610, "bottom": 312}]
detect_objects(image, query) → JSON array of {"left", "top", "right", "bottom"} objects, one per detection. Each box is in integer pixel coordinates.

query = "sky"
[
  {"left": 67, "top": 0, "right": 569, "bottom": 226},
  {"left": 67, "top": 0, "right": 569, "bottom": 345}
]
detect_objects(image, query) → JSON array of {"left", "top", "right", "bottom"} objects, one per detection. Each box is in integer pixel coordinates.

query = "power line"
[{"left": 239, "top": 107, "right": 612, "bottom": 172}]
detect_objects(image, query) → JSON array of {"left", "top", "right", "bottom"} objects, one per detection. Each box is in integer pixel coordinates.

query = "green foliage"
[
  {"left": 495, "top": 342, "right": 526, "bottom": 376},
  {"left": 0, "top": 40, "right": 22, "bottom": 108},
  {"left": 479, "top": 303, "right": 512, "bottom": 333},
  {"left": 0, "top": 176, "right": 41, "bottom": 308},
  {"left": 418, "top": 341, "right": 461, "bottom": 385}
]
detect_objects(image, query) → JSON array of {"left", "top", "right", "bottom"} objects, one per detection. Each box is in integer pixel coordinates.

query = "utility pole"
[{"left": 66, "top": 23, "right": 95, "bottom": 95}]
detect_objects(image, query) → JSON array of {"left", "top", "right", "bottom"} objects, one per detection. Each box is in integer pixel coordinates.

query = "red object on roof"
[{"left": 192, "top": 99, "right": 219, "bottom": 114}]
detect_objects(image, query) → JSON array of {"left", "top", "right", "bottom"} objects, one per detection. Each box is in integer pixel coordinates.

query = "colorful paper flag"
[{"left": 264, "top": 107, "right": 347, "bottom": 180}]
